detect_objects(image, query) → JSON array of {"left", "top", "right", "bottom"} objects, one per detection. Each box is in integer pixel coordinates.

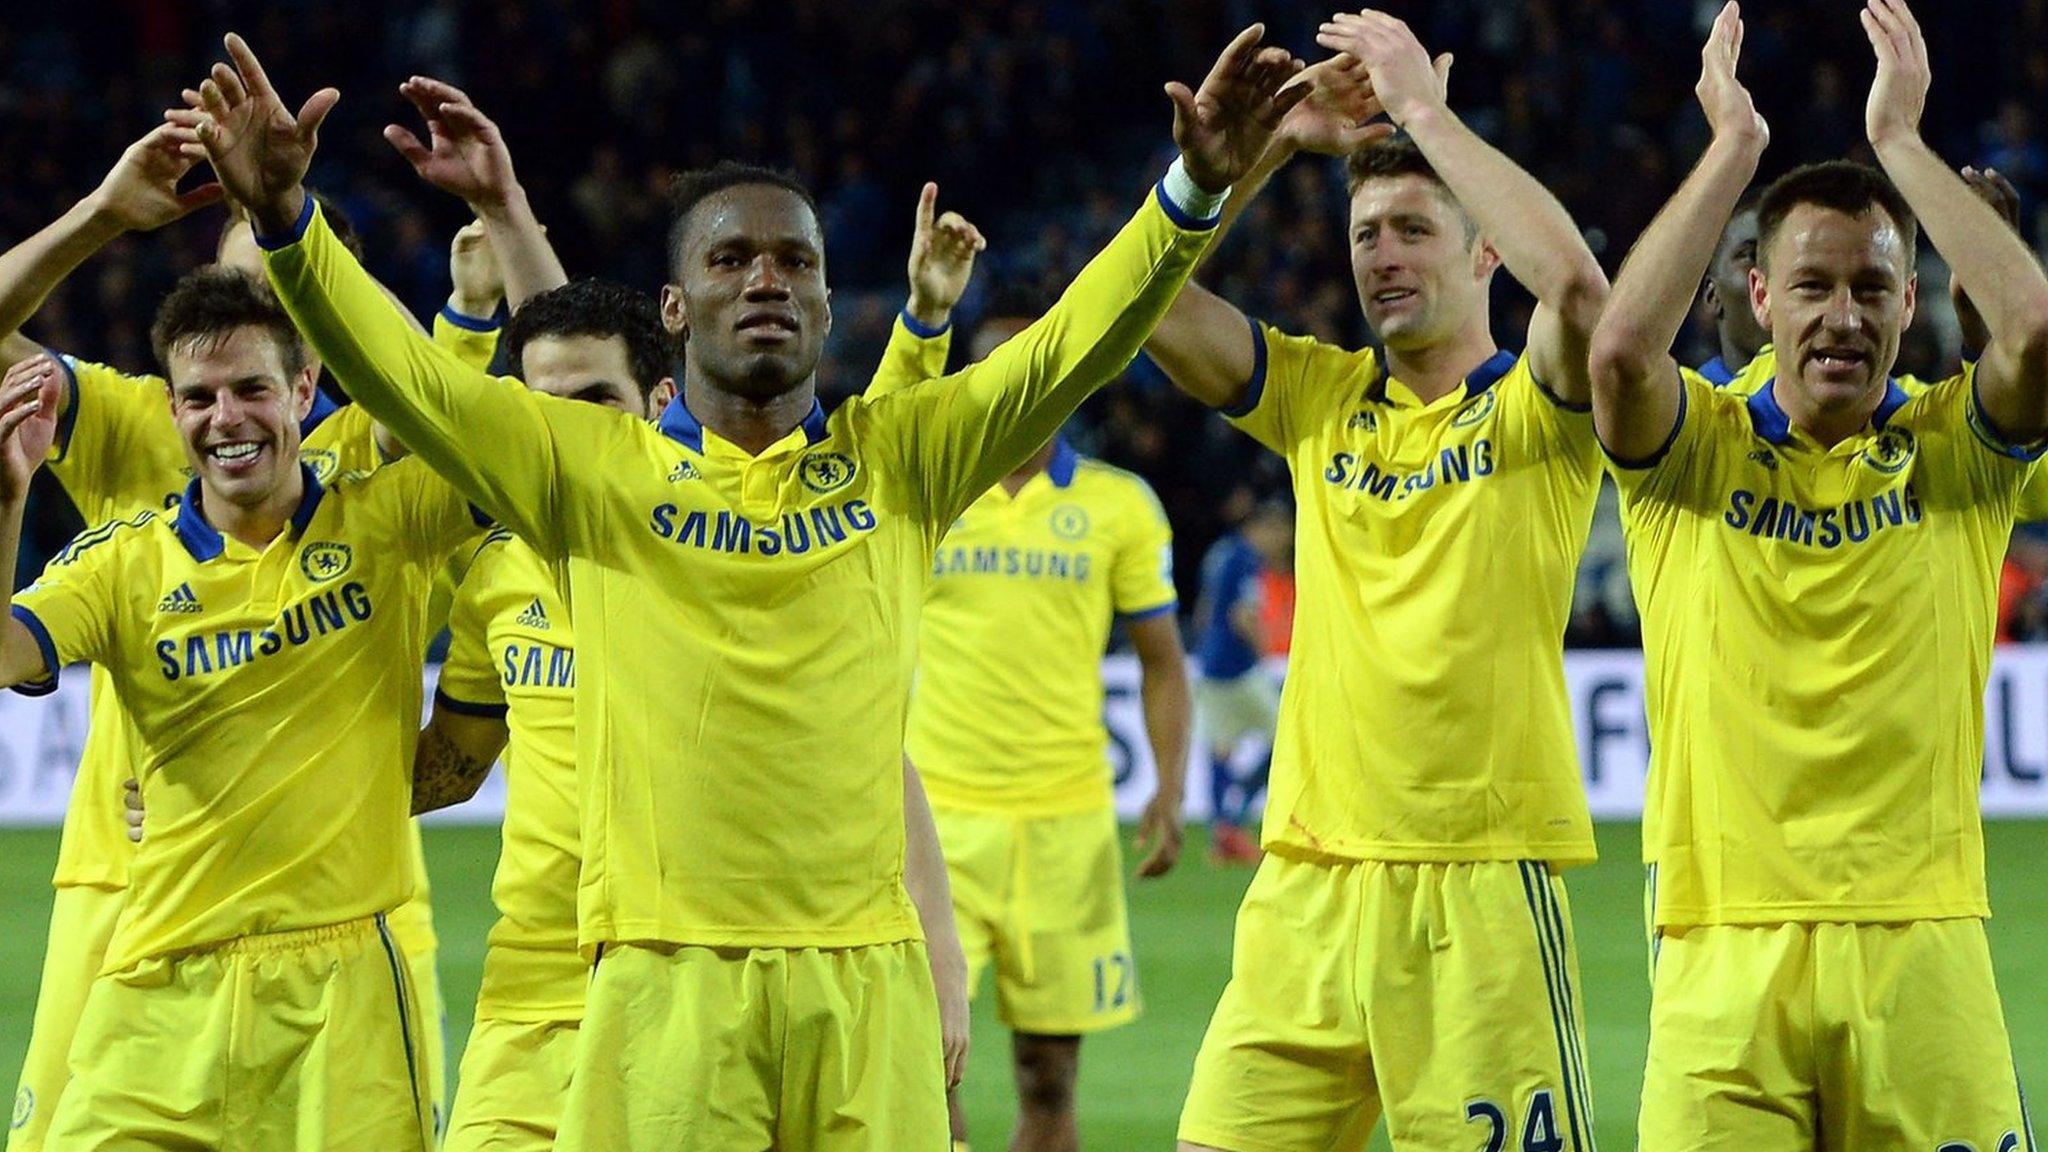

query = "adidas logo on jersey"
[
  {"left": 668, "top": 460, "right": 701, "bottom": 482},
  {"left": 157, "top": 583, "right": 203, "bottom": 615},
  {"left": 1347, "top": 409, "right": 1378, "bottom": 432},
  {"left": 515, "top": 598, "right": 551, "bottom": 630},
  {"left": 1747, "top": 448, "right": 1779, "bottom": 470}
]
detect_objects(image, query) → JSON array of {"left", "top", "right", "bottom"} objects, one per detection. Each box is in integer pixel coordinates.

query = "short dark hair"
[
  {"left": 1755, "top": 161, "right": 1918, "bottom": 269},
  {"left": 149, "top": 267, "right": 305, "bottom": 377},
  {"left": 1344, "top": 136, "right": 1476, "bottom": 240},
  {"left": 308, "top": 189, "right": 365, "bottom": 259},
  {"left": 504, "top": 280, "right": 674, "bottom": 396},
  {"left": 666, "top": 161, "right": 820, "bottom": 274}
]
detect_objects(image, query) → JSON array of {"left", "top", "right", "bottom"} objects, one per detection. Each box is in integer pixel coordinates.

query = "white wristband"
[{"left": 1163, "top": 157, "right": 1228, "bottom": 222}]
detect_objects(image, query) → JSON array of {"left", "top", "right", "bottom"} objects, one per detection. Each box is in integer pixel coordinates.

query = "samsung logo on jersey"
[
  {"left": 155, "top": 582, "right": 373, "bottom": 681},
  {"left": 647, "top": 498, "right": 877, "bottom": 556},
  {"left": 932, "top": 546, "right": 1094, "bottom": 582},
  {"left": 502, "top": 642, "right": 574, "bottom": 689},
  {"left": 1323, "top": 440, "right": 1495, "bottom": 501},
  {"left": 1722, "top": 486, "right": 1923, "bottom": 548}
]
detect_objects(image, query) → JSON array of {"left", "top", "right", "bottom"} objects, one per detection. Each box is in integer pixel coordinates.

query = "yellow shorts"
[
  {"left": 935, "top": 804, "right": 1138, "bottom": 1035},
  {"left": 1179, "top": 854, "right": 1597, "bottom": 1152},
  {"left": 556, "top": 940, "right": 947, "bottom": 1152},
  {"left": 1641, "top": 919, "right": 2035, "bottom": 1151},
  {"left": 388, "top": 824, "right": 448, "bottom": 1137},
  {"left": 443, "top": 1015, "right": 580, "bottom": 1152},
  {"left": 9, "top": 884, "right": 124, "bottom": 1152},
  {"left": 44, "top": 914, "right": 434, "bottom": 1152}
]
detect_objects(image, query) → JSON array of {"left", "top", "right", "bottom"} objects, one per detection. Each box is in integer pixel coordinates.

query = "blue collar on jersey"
[
  {"left": 173, "top": 463, "right": 326, "bottom": 561},
  {"left": 1046, "top": 438, "right": 1078, "bottom": 488},
  {"left": 1695, "top": 356, "right": 1736, "bottom": 387},
  {"left": 1746, "top": 376, "right": 1910, "bottom": 446},
  {"left": 656, "top": 392, "right": 829, "bottom": 454},
  {"left": 1367, "top": 347, "right": 1519, "bottom": 403},
  {"left": 299, "top": 386, "right": 340, "bottom": 438}
]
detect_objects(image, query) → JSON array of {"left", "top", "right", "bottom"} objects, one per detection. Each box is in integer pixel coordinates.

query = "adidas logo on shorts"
[
  {"left": 515, "top": 598, "right": 551, "bottom": 630},
  {"left": 156, "top": 582, "right": 203, "bottom": 615}
]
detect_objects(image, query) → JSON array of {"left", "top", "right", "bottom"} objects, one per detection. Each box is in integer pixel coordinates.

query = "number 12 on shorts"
[
  {"left": 1466, "top": 1090, "right": 1566, "bottom": 1152},
  {"left": 1090, "top": 952, "right": 1132, "bottom": 1012}
]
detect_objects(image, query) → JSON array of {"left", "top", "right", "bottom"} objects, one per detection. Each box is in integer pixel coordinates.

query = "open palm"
[
  {"left": 385, "top": 78, "right": 519, "bottom": 210},
  {"left": 172, "top": 34, "right": 336, "bottom": 232},
  {"left": 0, "top": 359, "right": 62, "bottom": 505},
  {"left": 1167, "top": 25, "right": 1310, "bottom": 192}
]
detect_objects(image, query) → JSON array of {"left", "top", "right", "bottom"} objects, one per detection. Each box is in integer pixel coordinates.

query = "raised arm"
[
  {"left": 1589, "top": 3, "right": 1767, "bottom": 462},
  {"left": 184, "top": 35, "right": 598, "bottom": 555},
  {"left": 1950, "top": 166, "right": 2023, "bottom": 358},
  {"left": 865, "top": 184, "right": 981, "bottom": 400},
  {"left": 1863, "top": 0, "right": 2048, "bottom": 441},
  {"left": 0, "top": 124, "right": 224, "bottom": 392},
  {"left": 387, "top": 77, "right": 567, "bottom": 311},
  {"left": 897, "top": 26, "right": 1307, "bottom": 521},
  {"left": 1319, "top": 11, "right": 1607, "bottom": 402},
  {"left": 0, "top": 361, "right": 63, "bottom": 689},
  {"left": 1147, "top": 55, "right": 1398, "bottom": 409}
]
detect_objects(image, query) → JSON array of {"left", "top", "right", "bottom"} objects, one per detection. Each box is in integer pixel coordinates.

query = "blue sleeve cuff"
[
  {"left": 254, "top": 195, "right": 317, "bottom": 251},
  {"left": 1969, "top": 376, "right": 2048, "bottom": 462},
  {"left": 439, "top": 305, "right": 501, "bottom": 333},
  {"left": 1120, "top": 600, "right": 1179, "bottom": 623},
  {"left": 898, "top": 308, "right": 951, "bottom": 340},
  {"left": 46, "top": 350, "right": 80, "bottom": 462},
  {"left": 1153, "top": 180, "right": 1223, "bottom": 233},
  {"left": 9, "top": 604, "right": 60, "bottom": 696},
  {"left": 1600, "top": 376, "right": 1689, "bottom": 471},
  {"left": 1219, "top": 314, "right": 1269, "bottom": 418},
  {"left": 434, "top": 687, "right": 509, "bottom": 719}
]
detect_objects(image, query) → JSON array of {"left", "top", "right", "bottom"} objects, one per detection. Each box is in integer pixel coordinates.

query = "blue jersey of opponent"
[{"left": 1195, "top": 533, "right": 1264, "bottom": 680}]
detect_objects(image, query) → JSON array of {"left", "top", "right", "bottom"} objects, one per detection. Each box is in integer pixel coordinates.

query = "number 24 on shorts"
[{"left": 1466, "top": 1090, "right": 1566, "bottom": 1152}]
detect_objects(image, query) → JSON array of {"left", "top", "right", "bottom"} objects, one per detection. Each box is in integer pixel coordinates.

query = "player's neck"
[
  {"left": 1717, "top": 331, "right": 1761, "bottom": 374},
  {"left": 1779, "top": 377, "right": 1889, "bottom": 449},
  {"left": 998, "top": 444, "right": 1057, "bottom": 496},
  {"left": 199, "top": 469, "right": 304, "bottom": 550},
  {"left": 683, "top": 378, "right": 818, "bottom": 456},
  {"left": 1384, "top": 327, "right": 1499, "bottom": 404}
]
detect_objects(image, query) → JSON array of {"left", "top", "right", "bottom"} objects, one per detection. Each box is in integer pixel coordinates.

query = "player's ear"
[
  {"left": 291, "top": 365, "right": 319, "bottom": 422},
  {"left": 1901, "top": 273, "right": 1918, "bottom": 331},
  {"left": 1703, "top": 278, "right": 1725, "bottom": 322},
  {"left": 1472, "top": 237, "right": 1502, "bottom": 281},
  {"left": 646, "top": 377, "right": 677, "bottom": 418},
  {"left": 1748, "top": 265, "right": 1771, "bottom": 333},
  {"left": 659, "top": 285, "right": 689, "bottom": 340}
]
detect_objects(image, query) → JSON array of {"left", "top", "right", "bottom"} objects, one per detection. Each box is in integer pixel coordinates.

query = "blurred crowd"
[{"left": 6, "top": 0, "right": 2048, "bottom": 642}]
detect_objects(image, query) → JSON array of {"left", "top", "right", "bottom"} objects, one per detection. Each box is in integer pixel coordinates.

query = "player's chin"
[{"left": 730, "top": 352, "right": 819, "bottom": 397}]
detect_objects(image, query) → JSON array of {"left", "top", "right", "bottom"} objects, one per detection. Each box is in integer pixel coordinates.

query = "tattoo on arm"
[{"left": 411, "top": 723, "right": 497, "bottom": 815}]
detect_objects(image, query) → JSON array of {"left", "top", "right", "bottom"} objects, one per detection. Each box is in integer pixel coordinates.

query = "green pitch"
[{"left": 2, "top": 822, "right": 2043, "bottom": 1147}]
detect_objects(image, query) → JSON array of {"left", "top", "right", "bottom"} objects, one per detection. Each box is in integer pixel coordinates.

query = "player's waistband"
[{"left": 206, "top": 913, "right": 388, "bottom": 957}]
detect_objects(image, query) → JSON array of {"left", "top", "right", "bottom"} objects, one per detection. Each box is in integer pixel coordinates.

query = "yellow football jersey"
[
  {"left": 906, "top": 442, "right": 1176, "bottom": 813},
  {"left": 11, "top": 460, "right": 482, "bottom": 971},
  {"left": 1224, "top": 325, "right": 1600, "bottom": 865},
  {"left": 436, "top": 529, "right": 584, "bottom": 1020},
  {"left": 262, "top": 183, "right": 1217, "bottom": 951},
  {"left": 1614, "top": 367, "right": 2028, "bottom": 925},
  {"left": 40, "top": 359, "right": 384, "bottom": 892},
  {"left": 433, "top": 306, "right": 503, "bottom": 374},
  {"left": 869, "top": 310, "right": 955, "bottom": 396},
  {"left": 1726, "top": 345, "right": 2048, "bottom": 520}
]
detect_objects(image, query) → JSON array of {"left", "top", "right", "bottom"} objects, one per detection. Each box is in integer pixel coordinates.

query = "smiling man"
[
  {"left": 0, "top": 270, "right": 487, "bottom": 1150},
  {"left": 1589, "top": 3, "right": 2048, "bottom": 1146}
]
